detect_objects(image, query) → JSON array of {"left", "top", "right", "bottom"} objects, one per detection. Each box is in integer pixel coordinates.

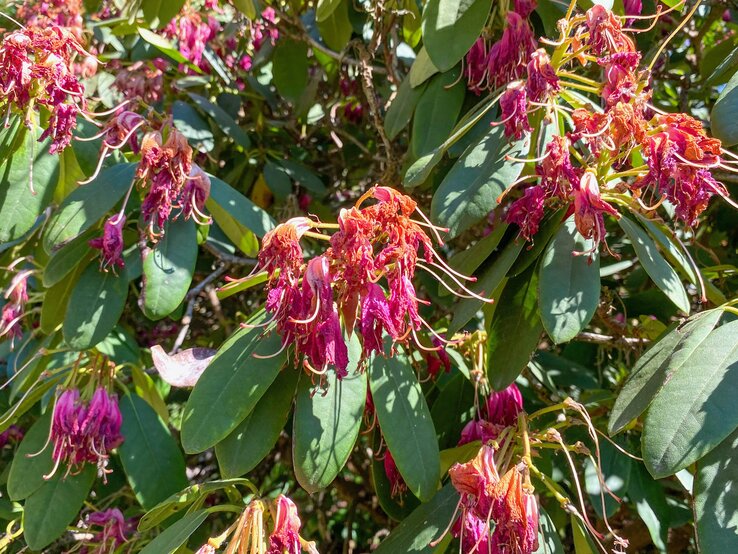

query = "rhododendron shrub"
[{"left": 2, "top": 0, "right": 738, "bottom": 552}]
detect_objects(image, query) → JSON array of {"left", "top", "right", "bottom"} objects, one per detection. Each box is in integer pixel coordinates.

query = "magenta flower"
[
  {"left": 537, "top": 135, "right": 578, "bottom": 199},
  {"left": 268, "top": 495, "right": 302, "bottom": 554},
  {"left": 449, "top": 445, "right": 500, "bottom": 519},
  {"left": 252, "top": 8, "right": 279, "bottom": 52},
  {"left": 464, "top": 38, "right": 489, "bottom": 94},
  {"left": 573, "top": 171, "right": 619, "bottom": 254},
  {"left": 458, "top": 419, "right": 500, "bottom": 446},
  {"left": 383, "top": 450, "right": 408, "bottom": 499},
  {"left": 506, "top": 186, "right": 545, "bottom": 241},
  {"left": 599, "top": 52, "right": 641, "bottom": 107},
  {"left": 452, "top": 512, "right": 491, "bottom": 554},
  {"left": 360, "top": 283, "right": 397, "bottom": 355},
  {"left": 89, "top": 215, "right": 126, "bottom": 271},
  {"left": 0, "top": 425, "right": 24, "bottom": 448},
  {"left": 585, "top": 5, "right": 635, "bottom": 56},
  {"left": 487, "top": 13, "right": 537, "bottom": 89},
  {"left": 486, "top": 383, "right": 524, "bottom": 428},
  {"left": 526, "top": 48, "right": 559, "bottom": 102},
  {"left": 489, "top": 467, "right": 540, "bottom": 554},
  {"left": 82, "top": 508, "right": 133, "bottom": 553},
  {"left": 182, "top": 165, "right": 212, "bottom": 224},
  {"left": 499, "top": 83, "right": 532, "bottom": 140}
]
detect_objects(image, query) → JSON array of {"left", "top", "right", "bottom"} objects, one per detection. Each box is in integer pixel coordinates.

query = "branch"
[
  {"left": 202, "top": 241, "right": 258, "bottom": 266},
  {"left": 575, "top": 332, "right": 650, "bottom": 346}
]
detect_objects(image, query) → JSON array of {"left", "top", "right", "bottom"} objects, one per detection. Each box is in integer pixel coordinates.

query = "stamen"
[
  {"left": 412, "top": 206, "right": 447, "bottom": 245},
  {"left": 429, "top": 499, "right": 463, "bottom": 547},
  {"left": 84, "top": 100, "right": 131, "bottom": 118},
  {"left": 289, "top": 295, "right": 321, "bottom": 325},
  {"left": 104, "top": 120, "right": 146, "bottom": 150},
  {"left": 77, "top": 148, "right": 110, "bottom": 185},
  {"left": 252, "top": 338, "right": 289, "bottom": 359},
  {"left": 74, "top": 128, "right": 109, "bottom": 142},
  {"left": 418, "top": 261, "right": 493, "bottom": 303},
  {"left": 505, "top": 149, "right": 551, "bottom": 164}
]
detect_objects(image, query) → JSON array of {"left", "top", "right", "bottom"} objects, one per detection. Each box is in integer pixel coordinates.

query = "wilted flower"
[
  {"left": 383, "top": 450, "right": 408, "bottom": 499},
  {"left": 268, "top": 495, "right": 303, "bottom": 554},
  {"left": 464, "top": 38, "right": 489, "bottom": 94},
  {"left": 452, "top": 512, "right": 492, "bottom": 554},
  {"left": 499, "top": 83, "right": 532, "bottom": 140},
  {"left": 449, "top": 445, "right": 500, "bottom": 519},
  {"left": 506, "top": 186, "right": 545, "bottom": 241},
  {"left": 573, "top": 171, "right": 619, "bottom": 255},
  {"left": 0, "top": 425, "right": 24, "bottom": 448},
  {"left": 537, "top": 135, "right": 578, "bottom": 199},
  {"left": 81, "top": 508, "right": 133, "bottom": 554},
  {"left": 487, "top": 12, "right": 537, "bottom": 89},
  {"left": 182, "top": 165, "right": 212, "bottom": 224},
  {"left": 459, "top": 383, "right": 523, "bottom": 446},
  {"left": 112, "top": 59, "right": 166, "bottom": 103},
  {"left": 0, "top": 269, "right": 32, "bottom": 344},
  {"left": 585, "top": 5, "right": 636, "bottom": 56},
  {"left": 526, "top": 49, "right": 559, "bottom": 102},
  {"left": 489, "top": 467, "right": 540, "bottom": 554},
  {"left": 165, "top": 8, "right": 221, "bottom": 72},
  {"left": 89, "top": 215, "right": 126, "bottom": 271}
]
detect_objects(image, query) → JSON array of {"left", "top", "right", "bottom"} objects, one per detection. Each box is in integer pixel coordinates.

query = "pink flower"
[
  {"left": 499, "top": 83, "right": 532, "bottom": 140},
  {"left": 89, "top": 215, "right": 126, "bottom": 271},
  {"left": 487, "top": 13, "right": 536, "bottom": 89},
  {"left": 458, "top": 419, "right": 500, "bottom": 446},
  {"left": 526, "top": 48, "right": 559, "bottom": 102},
  {"left": 383, "top": 450, "right": 408, "bottom": 499},
  {"left": 252, "top": 8, "right": 279, "bottom": 52},
  {"left": 623, "top": 0, "right": 642, "bottom": 25},
  {"left": 599, "top": 52, "right": 641, "bottom": 107},
  {"left": 486, "top": 383, "right": 523, "bottom": 427},
  {"left": 0, "top": 425, "right": 24, "bottom": 448},
  {"left": 449, "top": 445, "right": 500, "bottom": 518},
  {"left": 268, "top": 495, "right": 302, "bottom": 554},
  {"left": 82, "top": 508, "right": 133, "bottom": 553},
  {"left": 360, "top": 283, "right": 396, "bottom": 355},
  {"left": 452, "top": 512, "right": 491, "bottom": 554},
  {"left": 0, "top": 270, "right": 31, "bottom": 344},
  {"left": 489, "top": 467, "right": 539, "bottom": 554},
  {"left": 112, "top": 60, "right": 165, "bottom": 103},
  {"left": 506, "top": 186, "right": 545, "bottom": 241},
  {"left": 573, "top": 171, "right": 619, "bottom": 254},
  {"left": 182, "top": 165, "right": 212, "bottom": 224},
  {"left": 537, "top": 135, "right": 578, "bottom": 199},
  {"left": 585, "top": 5, "right": 635, "bottom": 56},
  {"left": 464, "top": 38, "right": 489, "bottom": 94}
]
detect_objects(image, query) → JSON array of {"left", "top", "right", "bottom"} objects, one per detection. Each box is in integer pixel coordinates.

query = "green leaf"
[
  {"left": 317, "top": 0, "right": 352, "bottom": 51},
  {"left": 385, "top": 78, "right": 427, "bottom": 141},
  {"left": 539, "top": 218, "right": 600, "bottom": 344},
  {"left": 172, "top": 100, "right": 215, "bottom": 152},
  {"left": 487, "top": 263, "right": 543, "bottom": 390},
  {"left": 181, "top": 327, "right": 286, "bottom": 453},
  {"left": 142, "top": 0, "right": 186, "bottom": 27},
  {"left": 408, "top": 47, "right": 440, "bottom": 88},
  {"left": 293, "top": 336, "right": 366, "bottom": 492},
  {"left": 188, "top": 93, "right": 251, "bottom": 149},
  {"left": 448, "top": 236, "right": 524, "bottom": 335},
  {"left": 431, "top": 124, "right": 528, "bottom": 239},
  {"left": 411, "top": 69, "right": 465, "bottom": 158},
  {"left": 43, "top": 163, "right": 136, "bottom": 253},
  {"left": 277, "top": 160, "right": 328, "bottom": 195},
  {"left": 206, "top": 174, "right": 274, "bottom": 256},
  {"left": 273, "top": 40, "right": 309, "bottom": 103},
  {"left": 422, "top": 0, "right": 493, "bottom": 71},
  {"left": 711, "top": 67, "right": 738, "bottom": 145},
  {"left": 139, "top": 510, "right": 209, "bottom": 554},
  {"left": 8, "top": 412, "right": 53, "bottom": 501},
  {"left": 138, "top": 28, "right": 194, "bottom": 68},
  {"left": 403, "top": 149, "right": 444, "bottom": 189},
  {"left": 628, "top": 464, "right": 670, "bottom": 552},
  {"left": 0, "top": 128, "right": 60, "bottom": 243},
  {"left": 619, "top": 216, "right": 690, "bottom": 314},
  {"left": 533, "top": 508, "right": 565, "bottom": 554},
  {"left": 317, "top": 0, "right": 342, "bottom": 21},
  {"left": 431, "top": 372, "right": 475, "bottom": 449},
  {"left": 216, "top": 369, "right": 298, "bottom": 478},
  {"left": 370, "top": 351, "right": 440, "bottom": 502},
  {"left": 142, "top": 217, "right": 197, "bottom": 320},
  {"left": 584, "top": 438, "right": 632, "bottom": 518},
  {"left": 62, "top": 263, "right": 129, "bottom": 350},
  {"left": 609, "top": 309, "right": 722, "bottom": 434},
  {"left": 23, "top": 466, "right": 95, "bottom": 551},
  {"left": 232, "top": 0, "right": 256, "bottom": 19},
  {"left": 374, "top": 484, "right": 459, "bottom": 553},
  {"left": 40, "top": 259, "right": 88, "bottom": 334},
  {"left": 695, "top": 427, "right": 738, "bottom": 553},
  {"left": 42, "top": 228, "right": 95, "bottom": 287},
  {"left": 571, "top": 514, "right": 598, "bottom": 554},
  {"left": 118, "top": 394, "right": 188, "bottom": 509},
  {"left": 642, "top": 320, "right": 738, "bottom": 478}
]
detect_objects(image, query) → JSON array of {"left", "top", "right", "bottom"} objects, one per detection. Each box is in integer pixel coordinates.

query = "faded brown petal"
[{"left": 150, "top": 345, "right": 215, "bottom": 387}]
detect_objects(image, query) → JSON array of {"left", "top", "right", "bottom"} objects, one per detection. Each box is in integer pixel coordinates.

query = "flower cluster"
[
  {"left": 193, "top": 495, "right": 318, "bottom": 554},
  {"left": 165, "top": 5, "right": 222, "bottom": 73},
  {"left": 253, "top": 186, "right": 486, "bottom": 378},
  {"left": 39, "top": 387, "right": 123, "bottom": 480},
  {"left": 0, "top": 26, "right": 88, "bottom": 153},
  {"left": 16, "top": 0, "right": 84, "bottom": 41},
  {"left": 0, "top": 425, "right": 24, "bottom": 448},
  {"left": 112, "top": 59, "right": 167, "bottom": 103},
  {"left": 448, "top": 446, "right": 539, "bottom": 554},
  {"left": 465, "top": 3, "right": 733, "bottom": 254}
]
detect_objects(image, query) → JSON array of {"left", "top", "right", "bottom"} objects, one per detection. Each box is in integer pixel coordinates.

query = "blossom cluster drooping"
[
  {"left": 80, "top": 508, "right": 135, "bottom": 554},
  {"left": 459, "top": 383, "right": 523, "bottom": 446},
  {"left": 252, "top": 186, "right": 487, "bottom": 378},
  {"left": 465, "top": 1, "right": 734, "bottom": 255},
  {"left": 0, "top": 26, "right": 88, "bottom": 153},
  {"left": 38, "top": 387, "right": 123, "bottom": 480},
  {"left": 0, "top": 267, "right": 31, "bottom": 345}
]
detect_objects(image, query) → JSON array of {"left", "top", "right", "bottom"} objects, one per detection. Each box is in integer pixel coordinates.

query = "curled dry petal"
[{"left": 150, "top": 345, "right": 216, "bottom": 387}]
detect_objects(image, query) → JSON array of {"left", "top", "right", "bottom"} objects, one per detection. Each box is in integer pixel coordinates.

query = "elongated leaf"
[
  {"left": 0, "top": 129, "right": 59, "bottom": 243},
  {"left": 430, "top": 372, "right": 475, "bottom": 449},
  {"left": 216, "top": 369, "right": 298, "bottom": 478},
  {"left": 317, "top": 0, "right": 352, "bottom": 51},
  {"left": 539, "top": 219, "right": 600, "bottom": 344},
  {"left": 139, "top": 510, "right": 209, "bottom": 554},
  {"left": 642, "top": 320, "right": 738, "bottom": 478},
  {"left": 188, "top": 93, "right": 251, "bottom": 149},
  {"left": 206, "top": 175, "right": 274, "bottom": 256},
  {"left": 711, "top": 69, "right": 738, "bottom": 145},
  {"left": 422, "top": 0, "right": 493, "bottom": 71},
  {"left": 487, "top": 263, "right": 543, "bottom": 390},
  {"left": 385, "top": 78, "right": 427, "bottom": 140},
  {"left": 431, "top": 124, "right": 528, "bottom": 239},
  {"left": 609, "top": 309, "right": 722, "bottom": 434},
  {"left": 142, "top": 0, "right": 186, "bottom": 26},
  {"left": 142, "top": 217, "right": 197, "bottom": 320},
  {"left": 8, "top": 412, "right": 53, "bottom": 500},
  {"left": 370, "top": 352, "right": 439, "bottom": 502},
  {"left": 374, "top": 484, "right": 459, "bottom": 553},
  {"left": 138, "top": 28, "right": 193, "bottom": 67},
  {"left": 534, "top": 508, "right": 565, "bottom": 554},
  {"left": 62, "top": 263, "right": 129, "bottom": 349},
  {"left": 118, "top": 394, "right": 189, "bottom": 509},
  {"left": 409, "top": 47, "right": 440, "bottom": 88},
  {"left": 628, "top": 464, "right": 670, "bottom": 552},
  {"left": 181, "top": 327, "right": 286, "bottom": 453},
  {"left": 273, "top": 40, "right": 309, "bottom": 103},
  {"left": 172, "top": 100, "right": 214, "bottom": 151},
  {"left": 43, "top": 163, "right": 135, "bottom": 253},
  {"left": 40, "top": 259, "right": 88, "bottom": 334},
  {"left": 23, "top": 466, "right": 95, "bottom": 551},
  {"left": 619, "top": 216, "right": 690, "bottom": 314},
  {"left": 42, "top": 228, "right": 96, "bottom": 287},
  {"left": 293, "top": 338, "right": 366, "bottom": 492},
  {"left": 411, "top": 69, "right": 465, "bottom": 158},
  {"left": 316, "top": 0, "right": 342, "bottom": 21},
  {"left": 695, "top": 427, "right": 738, "bottom": 553}
]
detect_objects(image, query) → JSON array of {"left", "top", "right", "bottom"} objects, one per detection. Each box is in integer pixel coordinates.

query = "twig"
[
  {"left": 171, "top": 265, "right": 229, "bottom": 354},
  {"left": 575, "top": 332, "right": 650, "bottom": 346},
  {"left": 202, "top": 241, "right": 257, "bottom": 266}
]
